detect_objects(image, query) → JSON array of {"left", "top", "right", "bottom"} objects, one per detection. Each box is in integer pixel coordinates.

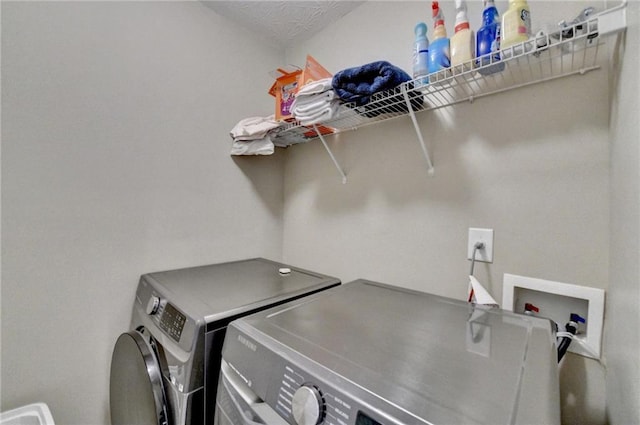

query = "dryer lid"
[
  {"left": 142, "top": 258, "right": 340, "bottom": 325},
  {"left": 110, "top": 331, "right": 168, "bottom": 425}
]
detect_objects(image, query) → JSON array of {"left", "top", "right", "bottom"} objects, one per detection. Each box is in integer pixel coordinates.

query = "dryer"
[
  {"left": 109, "top": 258, "right": 340, "bottom": 425},
  {"left": 216, "top": 279, "right": 561, "bottom": 425}
]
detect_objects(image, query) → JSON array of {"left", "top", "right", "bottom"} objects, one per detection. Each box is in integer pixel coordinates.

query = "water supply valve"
[{"left": 524, "top": 303, "right": 539, "bottom": 315}]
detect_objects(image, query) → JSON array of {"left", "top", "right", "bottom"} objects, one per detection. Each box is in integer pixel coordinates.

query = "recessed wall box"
[{"left": 502, "top": 274, "right": 605, "bottom": 359}]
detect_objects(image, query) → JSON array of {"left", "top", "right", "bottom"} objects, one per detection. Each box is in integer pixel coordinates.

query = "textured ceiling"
[{"left": 202, "top": 1, "right": 365, "bottom": 48}]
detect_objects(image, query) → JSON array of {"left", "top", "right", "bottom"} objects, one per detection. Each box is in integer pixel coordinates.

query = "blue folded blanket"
[{"left": 332, "top": 61, "right": 413, "bottom": 106}]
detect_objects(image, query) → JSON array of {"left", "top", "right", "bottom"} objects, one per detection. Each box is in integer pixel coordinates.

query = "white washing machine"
[
  {"left": 216, "top": 279, "right": 561, "bottom": 425},
  {"left": 109, "top": 258, "right": 340, "bottom": 425}
]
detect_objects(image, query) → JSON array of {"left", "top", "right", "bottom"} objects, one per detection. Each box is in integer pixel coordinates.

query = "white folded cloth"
[
  {"left": 230, "top": 136, "right": 275, "bottom": 155},
  {"left": 295, "top": 89, "right": 336, "bottom": 103},
  {"left": 296, "top": 77, "right": 333, "bottom": 96},
  {"left": 291, "top": 91, "right": 336, "bottom": 114},
  {"left": 295, "top": 101, "right": 340, "bottom": 126},
  {"left": 230, "top": 115, "right": 281, "bottom": 141}
]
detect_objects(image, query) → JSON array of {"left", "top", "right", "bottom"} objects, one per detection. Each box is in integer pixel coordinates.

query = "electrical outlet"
[
  {"left": 467, "top": 228, "right": 494, "bottom": 263},
  {"left": 502, "top": 274, "right": 605, "bottom": 359}
]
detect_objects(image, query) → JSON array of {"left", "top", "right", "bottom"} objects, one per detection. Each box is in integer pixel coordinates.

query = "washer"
[
  {"left": 216, "top": 279, "right": 561, "bottom": 425},
  {"left": 109, "top": 258, "right": 340, "bottom": 425}
]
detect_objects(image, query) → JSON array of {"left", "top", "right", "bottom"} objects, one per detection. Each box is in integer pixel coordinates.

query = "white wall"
[
  {"left": 605, "top": 1, "right": 640, "bottom": 424},
  {"left": 2, "top": 1, "right": 637, "bottom": 424},
  {"left": 283, "top": 1, "right": 611, "bottom": 423},
  {"left": 1, "top": 2, "right": 284, "bottom": 424}
]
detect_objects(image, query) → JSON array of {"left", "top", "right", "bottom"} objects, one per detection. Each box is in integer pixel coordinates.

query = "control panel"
[
  {"left": 275, "top": 363, "right": 357, "bottom": 425},
  {"left": 139, "top": 287, "right": 187, "bottom": 343},
  {"left": 158, "top": 302, "right": 186, "bottom": 342}
]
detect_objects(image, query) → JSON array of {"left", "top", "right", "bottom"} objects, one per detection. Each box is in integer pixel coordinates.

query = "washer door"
[{"left": 110, "top": 330, "right": 169, "bottom": 425}]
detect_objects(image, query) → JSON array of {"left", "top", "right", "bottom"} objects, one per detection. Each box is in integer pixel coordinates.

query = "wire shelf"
[{"left": 269, "top": 4, "right": 626, "bottom": 180}]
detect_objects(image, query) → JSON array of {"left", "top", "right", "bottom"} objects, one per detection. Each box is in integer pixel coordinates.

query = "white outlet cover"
[
  {"left": 467, "top": 228, "right": 494, "bottom": 262},
  {"left": 502, "top": 274, "right": 605, "bottom": 359}
]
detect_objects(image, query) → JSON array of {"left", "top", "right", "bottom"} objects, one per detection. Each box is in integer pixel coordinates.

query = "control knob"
[
  {"left": 146, "top": 296, "right": 161, "bottom": 315},
  {"left": 292, "top": 384, "right": 324, "bottom": 425}
]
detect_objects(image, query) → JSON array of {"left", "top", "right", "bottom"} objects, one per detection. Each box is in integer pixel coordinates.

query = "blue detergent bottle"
[
  {"left": 413, "top": 22, "right": 430, "bottom": 84},
  {"left": 428, "top": 1, "right": 451, "bottom": 75},
  {"left": 476, "top": 0, "right": 505, "bottom": 75}
]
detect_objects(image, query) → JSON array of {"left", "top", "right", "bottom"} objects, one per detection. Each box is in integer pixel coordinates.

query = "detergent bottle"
[
  {"left": 450, "top": 0, "right": 474, "bottom": 69},
  {"left": 501, "top": 0, "right": 531, "bottom": 53},
  {"left": 428, "top": 1, "right": 451, "bottom": 75},
  {"left": 476, "top": 0, "right": 505, "bottom": 75},
  {"left": 412, "top": 22, "right": 430, "bottom": 83}
]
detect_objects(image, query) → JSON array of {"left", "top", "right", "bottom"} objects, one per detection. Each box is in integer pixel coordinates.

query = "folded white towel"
[
  {"left": 230, "top": 115, "right": 281, "bottom": 140},
  {"left": 292, "top": 99, "right": 336, "bottom": 117},
  {"left": 294, "top": 99, "right": 338, "bottom": 118},
  {"left": 295, "top": 89, "right": 336, "bottom": 103},
  {"left": 298, "top": 110, "right": 335, "bottom": 126},
  {"left": 230, "top": 136, "right": 275, "bottom": 156},
  {"left": 296, "top": 78, "right": 333, "bottom": 96},
  {"left": 234, "top": 131, "right": 276, "bottom": 142},
  {"left": 296, "top": 101, "right": 340, "bottom": 126},
  {"left": 291, "top": 90, "right": 336, "bottom": 111}
]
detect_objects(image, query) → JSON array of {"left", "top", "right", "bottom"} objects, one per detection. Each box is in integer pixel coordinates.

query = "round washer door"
[{"left": 110, "top": 330, "right": 169, "bottom": 425}]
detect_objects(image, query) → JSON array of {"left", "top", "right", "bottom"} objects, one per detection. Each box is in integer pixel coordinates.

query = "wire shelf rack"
[{"left": 270, "top": 3, "right": 626, "bottom": 182}]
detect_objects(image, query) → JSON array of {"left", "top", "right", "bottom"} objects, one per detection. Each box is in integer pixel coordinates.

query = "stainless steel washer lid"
[
  {"left": 232, "top": 280, "right": 560, "bottom": 425},
  {"left": 142, "top": 258, "right": 340, "bottom": 326}
]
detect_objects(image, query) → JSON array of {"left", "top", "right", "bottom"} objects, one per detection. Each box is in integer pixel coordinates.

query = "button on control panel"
[
  {"left": 275, "top": 364, "right": 354, "bottom": 425},
  {"left": 159, "top": 302, "right": 186, "bottom": 342},
  {"left": 146, "top": 295, "right": 161, "bottom": 315},
  {"left": 292, "top": 384, "right": 324, "bottom": 425}
]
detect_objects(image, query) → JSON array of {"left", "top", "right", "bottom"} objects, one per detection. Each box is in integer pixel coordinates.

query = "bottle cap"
[
  {"left": 454, "top": 0, "right": 469, "bottom": 30},
  {"left": 432, "top": 1, "right": 444, "bottom": 27}
]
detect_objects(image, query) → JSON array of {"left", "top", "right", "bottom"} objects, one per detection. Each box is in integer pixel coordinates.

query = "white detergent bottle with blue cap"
[
  {"left": 413, "top": 22, "right": 430, "bottom": 84},
  {"left": 450, "top": 0, "right": 474, "bottom": 69},
  {"left": 428, "top": 1, "right": 451, "bottom": 75}
]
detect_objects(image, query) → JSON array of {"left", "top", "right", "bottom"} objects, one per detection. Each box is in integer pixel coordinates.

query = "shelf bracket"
[
  {"left": 401, "top": 84, "right": 435, "bottom": 176},
  {"left": 312, "top": 124, "right": 347, "bottom": 184}
]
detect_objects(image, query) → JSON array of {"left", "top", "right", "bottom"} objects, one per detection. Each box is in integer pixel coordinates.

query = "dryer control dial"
[
  {"left": 292, "top": 384, "right": 324, "bottom": 425},
  {"left": 146, "top": 295, "right": 161, "bottom": 315}
]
